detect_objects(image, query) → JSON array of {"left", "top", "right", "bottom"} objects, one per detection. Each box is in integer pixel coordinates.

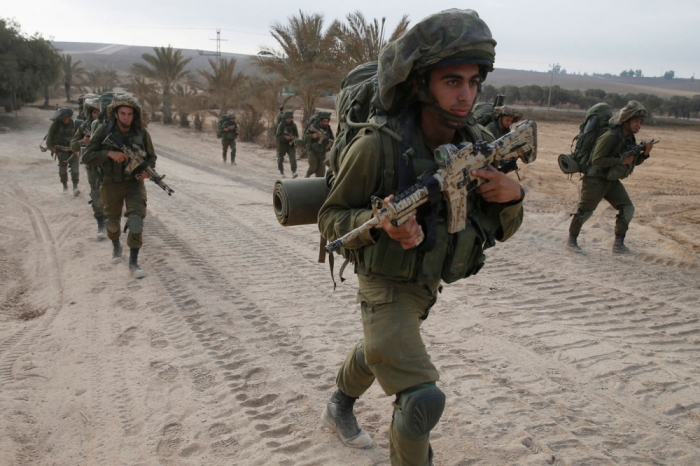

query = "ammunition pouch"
[
  {"left": 441, "top": 221, "right": 484, "bottom": 284},
  {"left": 606, "top": 163, "right": 634, "bottom": 181}
]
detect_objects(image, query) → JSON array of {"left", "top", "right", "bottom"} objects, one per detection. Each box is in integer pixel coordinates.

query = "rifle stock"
[{"left": 325, "top": 120, "right": 537, "bottom": 254}]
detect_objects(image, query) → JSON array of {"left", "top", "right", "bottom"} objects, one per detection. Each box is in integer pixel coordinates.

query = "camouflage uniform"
[
  {"left": 275, "top": 111, "right": 298, "bottom": 177},
  {"left": 221, "top": 116, "right": 238, "bottom": 163},
  {"left": 82, "top": 94, "right": 156, "bottom": 278},
  {"left": 485, "top": 105, "right": 523, "bottom": 139},
  {"left": 303, "top": 112, "right": 334, "bottom": 178},
  {"left": 71, "top": 97, "right": 106, "bottom": 237},
  {"left": 46, "top": 108, "right": 79, "bottom": 193},
  {"left": 318, "top": 10, "right": 524, "bottom": 465},
  {"left": 568, "top": 101, "right": 651, "bottom": 254}
]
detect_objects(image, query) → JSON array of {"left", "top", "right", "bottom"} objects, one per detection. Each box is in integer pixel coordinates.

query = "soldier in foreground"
[
  {"left": 318, "top": 9, "right": 524, "bottom": 465},
  {"left": 46, "top": 107, "right": 80, "bottom": 195},
  {"left": 567, "top": 101, "right": 654, "bottom": 255},
  {"left": 71, "top": 96, "right": 106, "bottom": 239},
  {"left": 83, "top": 95, "right": 156, "bottom": 278},
  {"left": 303, "top": 112, "right": 334, "bottom": 178},
  {"left": 276, "top": 110, "right": 299, "bottom": 178},
  {"left": 486, "top": 105, "right": 523, "bottom": 139},
  {"left": 221, "top": 113, "right": 238, "bottom": 164}
]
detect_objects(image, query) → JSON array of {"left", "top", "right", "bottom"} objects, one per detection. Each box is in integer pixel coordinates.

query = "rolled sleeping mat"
[
  {"left": 558, "top": 153, "right": 580, "bottom": 175},
  {"left": 273, "top": 177, "right": 329, "bottom": 226}
]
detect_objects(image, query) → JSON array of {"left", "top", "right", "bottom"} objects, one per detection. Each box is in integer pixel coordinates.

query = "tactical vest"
[
  {"left": 347, "top": 111, "right": 497, "bottom": 285},
  {"left": 100, "top": 126, "right": 147, "bottom": 183},
  {"left": 587, "top": 128, "right": 637, "bottom": 180},
  {"left": 49, "top": 120, "right": 75, "bottom": 150}
]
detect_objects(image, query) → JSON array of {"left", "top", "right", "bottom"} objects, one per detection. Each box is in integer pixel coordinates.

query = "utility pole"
[
  {"left": 546, "top": 63, "right": 558, "bottom": 120},
  {"left": 197, "top": 29, "right": 227, "bottom": 63}
]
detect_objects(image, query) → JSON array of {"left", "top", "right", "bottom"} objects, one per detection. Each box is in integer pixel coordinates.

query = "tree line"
[{"left": 480, "top": 84, "right": 700, "bottom": 120}]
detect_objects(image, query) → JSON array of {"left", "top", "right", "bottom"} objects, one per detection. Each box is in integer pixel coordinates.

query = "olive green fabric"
[
  {"left": 57, "top": 153, "right": 80, "bottom": 183},
  {"left": 100, "top": 180, "right": 147, "bottom": 249},
  {"left": 86, "top": 166, "right": 104, "bottom": 220},
  {"left": 305, "top": 152, "right": 326, "bottom": 178},
  {"left": 222, "top": 139, "right": 236, "bottom": 162},
  {"left": 303, "top": 123, "right": 334, "bottom": 154},
  {"left": 276, "top": 121, "right": 298, "bottom": 173},
  {"left": 221, "top": 120, "right": 238, "bottom": 141},
  {"left": 485, "top": 120, "right": 509, "bottom": 139},
  {"left": 588, "top": 127, "right": 644, "bottom": 179},
  {"left": 569, "top": 176, "right": 633, "bottom": 237},
  {"left": 609, "top": 100, "right": 647, "bottom": 126},
  {"left": 47, "top": 119, "right": 78, "bottom": 183},
  {"left": 377, "top": 9, "right": 496, "bottom": 111},
  {"left": 69, "top": 119, "right": 91, "bottom": 154},
  {"left": 82, "top": 124, "right": 156, "bottom": 183}
]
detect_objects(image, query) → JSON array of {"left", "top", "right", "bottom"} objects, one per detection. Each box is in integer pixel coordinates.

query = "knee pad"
[
  {"left": 576, "top": 210, "right": 594, "bottom": 224},
  {"left": 618, "top": 205, "right": 635, "bottom": 224},
  {"left": 105, "top": 218, "right": 121, "bottom": 235},
  {"left": 393, "top": 383, "right": 446, "bottom": 440},
  {"left": 125, "top": 214, "right": 143, "bottom": 234}
]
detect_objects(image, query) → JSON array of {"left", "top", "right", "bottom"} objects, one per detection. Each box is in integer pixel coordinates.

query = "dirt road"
[{"left": 1, "top": 108, "right": 699, "bottom": 465}]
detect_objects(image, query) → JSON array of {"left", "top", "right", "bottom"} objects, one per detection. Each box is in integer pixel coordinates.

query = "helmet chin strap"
[{"left": 418, "top": 89, "right": 472, "bottom": 129}]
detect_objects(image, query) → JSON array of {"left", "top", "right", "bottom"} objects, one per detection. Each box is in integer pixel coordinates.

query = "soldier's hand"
[
  {"left": 472, "top": 165, "right": 523, "bottom": 203},
  {"left": 108, "top": 150, "right": 128, "bottom": 163},
  {"left": 377, "top": 195, "right": 423, "bottom": 249},
  {"left": 622, "top": 155, "right": 635, "bottom": 165},
  {"left": 644, "top": 140, "right": 654, "bottom": 156},
  {"left": 50, "top": 147, "right": 57, "bottom": 154},
  {"left": 82, "top": 136, "right": 90, "bottom": 145},
  {"left": 139, "top": 172, "right": 150, "bottom": 181},
  {"left": 312, "top": 133, "right": 319, "bottom": 139}
]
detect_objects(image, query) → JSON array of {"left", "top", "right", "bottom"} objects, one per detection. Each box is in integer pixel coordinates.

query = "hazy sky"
[{"left": 5, "top": 0, "right": 700, "bottom": 78}]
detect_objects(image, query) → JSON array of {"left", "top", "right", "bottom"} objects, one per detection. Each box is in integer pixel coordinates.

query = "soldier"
[
  {"left": 46, "top": 107, "right": 80, "bottom": 195},
  {"left": 70, "top": 96, "right": 106, "bottom": 239},
  {"left": 567, "top": 100, "right": 653, "bottom": 255},
  {"left": 303, "top": 112, "right": 334, "bottom": 178},
  {"left": 221, "top": 113, "right": 238, "bottom": 164},
  {"left": 486, "top": 105, "right": 523, "bottom": 139},
  {"left": 82, "top": 94, "right": 156, "bottom": 279},
  {"left": 276, "top": 110, "right": 299, "bottom": 178},
  {"left": 318, "top": 9, "right": 524, "bottom": 465}
]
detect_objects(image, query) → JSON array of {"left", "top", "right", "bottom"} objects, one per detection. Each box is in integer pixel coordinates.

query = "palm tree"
[
  {"left": 197, "top": 58, "right": 246, "bottom": 116},
  {"left": 238, "top": 76, "right": 295, "bottom": 148},
  {"left": 126, "top": 75, "right": 159, "bottom": 120},
  {"left": 132, "top": 46, "right": 192, "bottom": 124},
  {"left": 337, "top": 12, "right": 410, "bottom": 71},
  {"left": 172, "top": 80, "right": 206, "bottom": 128},
  {"left": 255, "top": 10, "right": 343, "bottom": 124},
  {"left": 84, "top": 68, "right": 119, "bottom": 94},
  {"left": 61, "top": 54, "right": 86, "bottom": 102}
]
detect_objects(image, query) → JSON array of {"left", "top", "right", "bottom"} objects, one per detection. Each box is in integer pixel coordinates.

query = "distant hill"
[{"left": 54, "top": 42, "right": 700, "bottom": 98}]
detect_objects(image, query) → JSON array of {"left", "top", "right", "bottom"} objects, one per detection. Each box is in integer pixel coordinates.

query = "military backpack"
[{"left": 558, "top": 102, "right": 613, "bottom": 175}]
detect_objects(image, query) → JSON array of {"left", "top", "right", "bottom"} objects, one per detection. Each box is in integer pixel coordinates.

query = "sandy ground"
[{"left": 1, "top": 107, "right": 699, "bottom": 466}]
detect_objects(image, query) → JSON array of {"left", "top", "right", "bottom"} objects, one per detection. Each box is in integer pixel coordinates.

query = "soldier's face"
[
  {"left": 91, "top": 109, "right": 99, "bottom": 120},
  {"left": 500, "top": 115, "right": 514, "bottom": 128},
  {"left": 427, "top": 63, "right": 481, "bottom": 118},
  {"left": 116, "top": 107, "right": 134, "bottom": 128},
  {"left": 628, "top": 117, "right": 643, "bottom": 133},
  {"left": 321, "top": 118, "right": 330, "bottom": 127},
  {"left": 285, "top": 118, "right": 292, "bottom": 123},
  {"left": 61, "top": 116, "right": 71, "bottom": 125}
]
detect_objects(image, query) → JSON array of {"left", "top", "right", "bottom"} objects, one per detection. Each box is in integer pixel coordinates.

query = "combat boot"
[
  {"left": 111, "top": 240, "right": 123, "bottom": 264},
  {"left": 566, "top": 234, "right": 584, "bottom": 254},
  {"left": 613, "top": 234, "right": 636, "bottom": 255},
  {"left": 96, "top": 217, "right": 107, "bottom": 240},
  {"left": 321, "top": 390, "right": 372, "bottom": 449},
  {"left": 73, "top": 181, "right": 80, "bottom": 197},
  {"left": 62, "top": 181, "right": 68, "bottom": 193},
  {"left": 129, "top": 248, "right": 145, "bottom": 279}
]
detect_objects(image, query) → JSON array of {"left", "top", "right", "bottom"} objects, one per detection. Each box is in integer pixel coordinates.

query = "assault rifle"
[
  {"left": 103, "top": 133, "right": 175, "bottom": 196},
  {"left": 308, "top": 126, "right": 332, "bottom": 149},
  {"left": 622, "top": 139, "right": 657, "bottom": 164},
  {"left": 325, "top": 120, "right": 537, "bottom": 253},
  {"left": 284, "top": 129, "right": 305, "bottom": 147}
]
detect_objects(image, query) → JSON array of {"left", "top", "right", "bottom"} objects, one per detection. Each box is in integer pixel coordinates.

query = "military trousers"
[
  {"left": 277, "top": 144, "right": 297, "bottom": 174},
  {"left": 569, "top": 176, "right": 633, "bottom": 237},
  {"left": 86, "top": 166, "right": 104, "bottom": 220},
  {"left": 57, "top": 151, "right": 79, "bottom": 183},
  {"left": 305, "top": 151, "right": 326, "bottom": 178},
  {"left": 222, "top": 139, "right": 236, "bottom": 162},
  {"left": 336, "top": 275, "right": 440, "bottom": 466},
  {"left": 100, "top": 180, "right": 147, "bottom": 249}
]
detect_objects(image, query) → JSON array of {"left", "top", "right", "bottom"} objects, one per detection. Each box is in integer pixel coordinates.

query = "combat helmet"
[
  {"left": 493, "top": 105, "right": 523, "bottom": 124},
  {"left": 609, "top": 100, "right": 647, "bottom": 126},
  {"left": 106, "top": 93, "right": 150, "bottom": 128},
  {"left": 50, "top": 107, "right": 74, "bottom": 121},
  {"left": 83, "top": 97, "right": 101, "bottom": 122},
  {"left": 376, "top": 8, "right": 496, "bottom": 124},
  {"left": 283, "top": 110, "right": 294, "bottom": 119}
]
